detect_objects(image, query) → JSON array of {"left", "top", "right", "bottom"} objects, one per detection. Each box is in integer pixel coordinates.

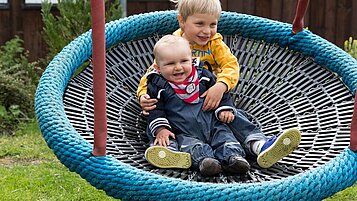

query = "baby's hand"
[
  {"left": 201, "top": 82, "right": 227, "bottom": 111},
  {"left": 154, "top": 128, "right": 175, "bottom": 147},
  {"left": 219, "top": 110, "right": 235, "bottom": 123},
  {"left": 139, "top": 94, "right": 157, "bottom": 115}
]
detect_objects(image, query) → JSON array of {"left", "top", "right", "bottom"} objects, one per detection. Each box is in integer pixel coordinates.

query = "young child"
[
  {"left": 145, "top": 35, "right": 301, "bottom": 176},
  {"left": 142, "top": 0, "right": 301, "bottom": 172},
  {"left": 145, "top": 35, "right": 252, "bottom": 176}
]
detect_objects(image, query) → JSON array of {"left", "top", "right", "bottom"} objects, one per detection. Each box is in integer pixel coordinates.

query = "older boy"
[{"left": 137, "top": 0, "right": 238, "bottom": 114}]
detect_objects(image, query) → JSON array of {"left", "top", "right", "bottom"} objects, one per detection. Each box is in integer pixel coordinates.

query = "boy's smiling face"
[{"left": 178, "top": 13, "right": 218, "bottom": 46}]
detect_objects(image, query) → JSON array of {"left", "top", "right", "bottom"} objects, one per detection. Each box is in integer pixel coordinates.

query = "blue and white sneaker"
[{"left": 257, "top": 128, "right": 301, "bottom": 168}]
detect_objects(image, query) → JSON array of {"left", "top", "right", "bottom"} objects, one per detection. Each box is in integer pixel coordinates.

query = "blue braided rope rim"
[{"left": 35, "top": 10, "right": 357, "bottom": 200}]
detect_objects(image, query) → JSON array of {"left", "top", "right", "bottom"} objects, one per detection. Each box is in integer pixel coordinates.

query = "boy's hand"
[
  {"left": 201, "top": 82, "right": 227, "bottom": 111},
  {"left": 219, "top": 110, "right": 235, "bottom": 123},
  {"left": 154, "top": 128, "right": 176, "bottom": 147},
  {"left": 139, "top": 94, "right": 158, "bottom": 115}
]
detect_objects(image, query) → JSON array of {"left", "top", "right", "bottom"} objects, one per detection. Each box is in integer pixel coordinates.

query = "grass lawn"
[
  {"left": 0, "top": 120, "right": 356, "bottom": 200},
  {"left": 0, "top": 120, "right": 116, "bottom": 201}
]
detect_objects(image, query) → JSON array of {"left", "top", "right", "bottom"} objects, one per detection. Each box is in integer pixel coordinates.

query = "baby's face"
[
  {"left": 179, "top": 13, "right": 218, "bottom": 46},
  {"left": 156, "top": 42, "right": 192, "bottom": 83}
]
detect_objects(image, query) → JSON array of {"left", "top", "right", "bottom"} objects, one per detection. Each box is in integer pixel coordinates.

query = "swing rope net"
[{"left": 35, "top": 11, "right": 357, "bottom": 200}]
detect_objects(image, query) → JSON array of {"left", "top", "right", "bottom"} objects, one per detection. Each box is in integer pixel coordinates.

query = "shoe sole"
[
  {"left": 145, "top": 146, "right": 192, "bottom": 169},
  {"left": 257, "top": 128, "right": 301, "bottom": 168}
]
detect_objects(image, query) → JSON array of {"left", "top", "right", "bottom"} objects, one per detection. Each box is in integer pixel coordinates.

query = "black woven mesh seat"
[{"left": 63, "top": 34, "right": 353, "bottom": 183}]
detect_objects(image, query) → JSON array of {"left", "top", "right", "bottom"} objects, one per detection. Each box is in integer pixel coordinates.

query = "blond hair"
[
  {"left": 170, "top": 0, "right": 221, "bottom": 20},
  {"left": 154, "top": 35, "right": 191, "bottom": 64}
]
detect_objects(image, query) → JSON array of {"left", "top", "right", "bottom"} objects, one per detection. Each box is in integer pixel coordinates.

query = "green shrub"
[
  {"left": 0, "top": 36, "right": 38, "bottom": 135},
  {"left": 344, "top": 37, "right": 357, "bottom": 60},
  {"left": 0, "top": 105, "right": 22, "bottom": 135},
  {"left": 41, "top": 0, "right": 123, "bottom": 62}
]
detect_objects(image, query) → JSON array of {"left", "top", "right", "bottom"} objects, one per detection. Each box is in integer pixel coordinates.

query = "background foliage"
[
  {"left": 344, "top": 37, "right": 357, "bottom": 60},
  {"left": 0, "top": 0, "right": 122, "bottom": 135},
  {"left": 0, "top": 36, "right": 39, "bottom": 135},
  {"left": 41, "top": 0, "right": 122, "bottom": 61}
]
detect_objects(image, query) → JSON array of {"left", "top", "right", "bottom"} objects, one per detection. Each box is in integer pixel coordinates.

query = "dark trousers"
[{"left": 146, "top": 109, "right": 267, "bottom": 170}]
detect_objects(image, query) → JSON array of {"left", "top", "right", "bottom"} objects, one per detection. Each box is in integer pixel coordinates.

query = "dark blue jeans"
[
  {"left": 176, "top": 122, "right": 245, "bottom": 170},
  {"left": 146, "top": 109, "right": 267, "bottom": 170},
  {"left": 227, "top": 109, "right": 267, "bottom": 156}
]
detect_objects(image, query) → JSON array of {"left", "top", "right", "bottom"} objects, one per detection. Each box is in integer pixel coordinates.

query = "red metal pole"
[
  {"left": 350, "top": 92, "right": 357, "bottom": 151},
  {"left": 91, "top": 0, "right": 107, "bottom": 156},
  {"left": 292, "top": 0, "right": 309, "bottom": 34}
]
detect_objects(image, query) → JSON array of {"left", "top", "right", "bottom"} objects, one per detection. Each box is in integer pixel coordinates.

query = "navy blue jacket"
[{"left": 146, "top": 61, "right": 236, "bottom": 141}]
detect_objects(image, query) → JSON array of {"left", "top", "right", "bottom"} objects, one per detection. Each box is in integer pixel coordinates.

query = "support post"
[
  {"left": 91, "top": 0, "right": 107, "bottom": 156},
  {"left": 292, "top": 0, "right": 309, "bottom": 34}
]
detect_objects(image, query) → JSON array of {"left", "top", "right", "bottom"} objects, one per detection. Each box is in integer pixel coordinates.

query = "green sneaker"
[
  {"left": 145, "top": 146, "right": 192, "bottom": 169},
  {"left": 257, "top": 128, "right": 301, "bottom": 168}
]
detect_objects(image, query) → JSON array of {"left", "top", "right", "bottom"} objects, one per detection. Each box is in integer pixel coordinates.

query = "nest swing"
[{"left": 35, "top": 1, "right": 357, "bottom": 200}]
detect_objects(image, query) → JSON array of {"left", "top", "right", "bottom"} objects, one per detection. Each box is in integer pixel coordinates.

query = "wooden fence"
[{"left": 0, "top": 0, "right": 356, "bottom": 61}]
